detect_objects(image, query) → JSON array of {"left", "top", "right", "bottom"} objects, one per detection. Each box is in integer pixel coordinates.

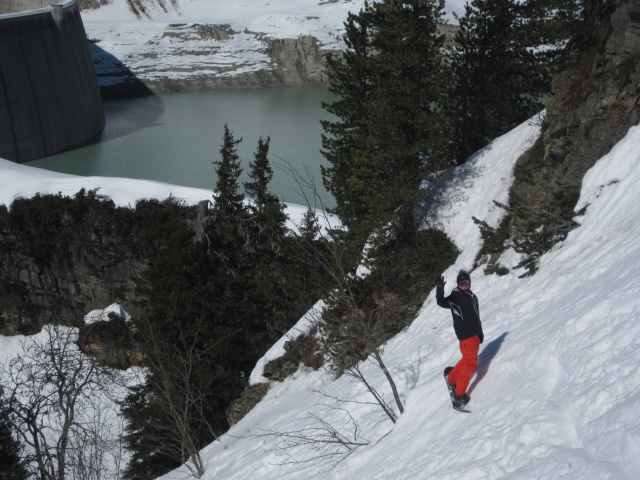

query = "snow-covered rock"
[{"left": 83, "top": 0, "right": 368, "bottom": 93}]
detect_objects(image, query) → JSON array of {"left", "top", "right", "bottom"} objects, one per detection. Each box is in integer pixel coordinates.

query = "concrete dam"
[{"left": 0, "top": 0, "right": 104, "bottom": 163}]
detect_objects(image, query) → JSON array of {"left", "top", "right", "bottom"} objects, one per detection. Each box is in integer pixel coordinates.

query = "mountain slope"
[
  {"left": 81, "top": 0, "right": 464, "bottom": 93},
  {"left": 160, "top": 118, "right": 640, "bottom": 479},
  {"left": 81, "top": 0, "right": 370, "bottom": 92}
]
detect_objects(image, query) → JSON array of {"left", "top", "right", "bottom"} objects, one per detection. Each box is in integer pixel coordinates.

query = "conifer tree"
[
  {"left": 243, "top": 136, "right": 295, "bottom": 334},
  {"left": 243, "top": 136, "right": 288, "bottom": 252},
  {"left": 521, "top": 0, "right": 613, "bottom": 71},
  {"left": 211, "top": 125, "right": 251, "bottom": 280},
  {"left": 299, "top": 206, "right": 321, "bottom": 242},
  {"left": 244, "top": 136, "right": 275, "bottom": 210},
  {"left": 321, "top": 0, "right": 449, "bottom": 252},
  {"left": 213, "top": 124, "right": 244, "bottom": 216},
  {"left": 446, "top": 0, "right": 548, "bottom": 164},
  {"left": 249, "top": 137, "right": 287, "bottom": 235}
]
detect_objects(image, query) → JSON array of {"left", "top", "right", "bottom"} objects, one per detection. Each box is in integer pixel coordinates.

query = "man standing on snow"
[{"left": 436, "top": 271, "right": 484, "bottom": 406}]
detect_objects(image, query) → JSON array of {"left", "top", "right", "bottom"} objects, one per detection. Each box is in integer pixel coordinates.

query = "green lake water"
[{"left": 27, "top": 86, "right": 336, "bottom": 208}]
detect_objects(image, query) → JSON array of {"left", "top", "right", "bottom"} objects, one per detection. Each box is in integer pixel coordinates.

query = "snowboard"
[{"left": 443, "top": 367, "right": 471, "bottom": 413}]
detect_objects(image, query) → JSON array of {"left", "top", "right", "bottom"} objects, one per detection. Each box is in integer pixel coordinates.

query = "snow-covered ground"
[
  {"left": 2, "top": 1, "right": 639, "bottom": 478},
  {"left": 0, "top": 325, "right": 132, "bottom": 477},
  {"left": 2, "top": 115, "right": 639, "bottom": 478},
  {"left": 82, "top": 0, "right": 372, "bottom": 85},
  {"left": 81, "top": 0, "right": 465, "bottom": 87},
  {"left": 150, "top": 116, "right": 639, "bottom": 480},
  {"left": 0, "top": 157, "right": 337, "bottom": 232}
]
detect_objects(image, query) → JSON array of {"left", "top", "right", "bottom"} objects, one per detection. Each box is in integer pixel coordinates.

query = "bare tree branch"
[
  {"left": 0, "top": 324, "right": 126, "bottom": 480},
  {"left": 246, "top": 406, "right": 370, "bottom": 468}
]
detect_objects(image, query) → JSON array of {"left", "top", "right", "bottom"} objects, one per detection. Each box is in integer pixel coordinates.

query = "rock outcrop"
[
  {"left": 84, "top": 3, "right": 458, "bottom": 97},
  {"left": 0, "top": 194, "right": 149, "bottom": 335},
  {"left": 542, "top": 0, "right": 640, "bottom": 182},
  {"left": 144, "top": 34, "right": 336, "bottom": 93},
  {"left": 91, "top": 23, "right": 341, "bottom": 96},
  {"left": 486, "top": 0, "right": 640, "bottom": 274}
]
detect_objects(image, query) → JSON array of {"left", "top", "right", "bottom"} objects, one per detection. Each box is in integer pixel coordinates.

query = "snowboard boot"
[
  {"left": 443, "top": 367, "right": 455, "bottom": 393},
  {"left": 452, "top": 393, "right": 470, "bottom": 407}
]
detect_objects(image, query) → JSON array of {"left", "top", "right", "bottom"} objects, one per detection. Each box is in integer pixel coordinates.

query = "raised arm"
[{"left": 435, "top": 276, "right": 450, "bottom": 309}]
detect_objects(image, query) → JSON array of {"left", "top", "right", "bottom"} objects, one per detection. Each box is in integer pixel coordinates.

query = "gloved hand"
[
  {"left": 435, "top": 276, "right": 446, "bottom": 288},
  {"left": 479, "top": 333, "right": 484, "bottom": 344}
]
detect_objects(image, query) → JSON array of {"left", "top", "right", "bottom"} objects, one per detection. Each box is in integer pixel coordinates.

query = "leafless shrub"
[
  {"left": 0, "top": 324, "right": 126, "bottom": 480},
  {"left": 249, "top": 406, "right": 370, "bottom": 468}
]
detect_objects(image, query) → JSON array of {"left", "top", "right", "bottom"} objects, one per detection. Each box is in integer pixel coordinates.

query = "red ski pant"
[{"left": 448, "top": 335, "right": 480, "bottom": 396}]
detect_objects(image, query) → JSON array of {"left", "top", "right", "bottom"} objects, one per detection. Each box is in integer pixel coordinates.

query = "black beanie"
[{"left": 457, "top": 271, "right": 471, "bottom": 284}]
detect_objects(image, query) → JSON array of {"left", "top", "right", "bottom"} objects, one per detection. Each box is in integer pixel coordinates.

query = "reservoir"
[{"left": 27, "top": 86, "right": 336, "bottom": 208}]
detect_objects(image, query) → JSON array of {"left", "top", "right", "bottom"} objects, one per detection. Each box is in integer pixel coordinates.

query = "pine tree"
[
  {"left": 210, "top": 125, "right": 252, "bottom": 282},
  {"left": 243, "top": 135, "right": 288, "bottom": 254},
  {"left": 213, "top": 124, "right": 244, "bottom": 216},
  {"left": 243, "top": 136, "right": 295, "bottom": 334},
  {"left": 244, "top": 136, "right": 275, "bottom": 210},
  {"left": 244, "top": 133, "right": 287, "bottom": 253},
  {"left": 321, "top": 0, "right": 449, "bottom": 252},
  {"left": 521, "top": 0, "right": 613, "bottom": 71},
  {"left": 299, "top": 206, "right": 321, "bottom": 241},
  {"left": 446, "top": 0, "right": 548, "bottom": 164}
]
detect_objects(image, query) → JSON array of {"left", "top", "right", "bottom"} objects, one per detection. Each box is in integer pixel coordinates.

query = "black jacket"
[{"left": 436, "top": 285, "right": 484, "bottom": 342}]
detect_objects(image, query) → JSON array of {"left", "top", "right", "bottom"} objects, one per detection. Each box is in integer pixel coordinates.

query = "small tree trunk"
[{"left": 372, "top": 348, "right": 404, "bottom": 415}]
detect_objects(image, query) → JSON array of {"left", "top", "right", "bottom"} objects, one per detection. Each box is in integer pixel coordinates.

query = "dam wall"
[
  {"left": 0, "top": 0, "right": 58, "bottom": 14},
  {"left": 0, "top": 0, "right": 105, "bottom": 163}
]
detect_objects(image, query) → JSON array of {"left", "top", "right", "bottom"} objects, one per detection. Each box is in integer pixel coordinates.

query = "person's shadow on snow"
[{"left": 468, "top": 332, "right": 508, "bottom": 394}]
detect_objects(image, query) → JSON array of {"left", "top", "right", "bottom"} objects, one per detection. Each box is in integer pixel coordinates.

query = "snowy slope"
[
  {"left": 0, "top": 157, "right": 338, "bottom": 232},
  {"left": 82, "top": 0, "right": 371, "bottom": 85},
  {"left": 2, "top": 1, "right": 638, "bottom": 477},
  {"left": 155, "top": 117, "right": 640, "bottom": 480},
  {"left": 2, "top": 110, "right": 639, "bottom": 479},
  {"left": 81, "top": 0, "right": 465, "bottom": 86}
]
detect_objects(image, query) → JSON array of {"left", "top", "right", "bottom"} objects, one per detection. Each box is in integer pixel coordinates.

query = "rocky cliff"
[
  {"left": 0, "top": 192, "right": 149, "bottom": 336},
  {"left": 484, "top": 0, "right": 640, "bottom": 274},
  {"left": 82, "top": 0, "right": 456, "bottom": 96},
  {"left": 83, "top": 0, "right": 352, "bottom": 95},
  {"left": 130, "top": 33, "right": 337, "bottom": 94},
  {"left": 542, "top": 0, "right": 640, "bottom": 182}
]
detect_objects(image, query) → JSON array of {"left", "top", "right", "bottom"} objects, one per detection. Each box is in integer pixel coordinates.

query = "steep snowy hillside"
[
  {"left": 82, "top": 0, "right": 370, "bottom": 91},
  {"left": 81, "top": 0, "right": 463, "bottom": 92},
  {"left": 158, "top": 117, "right": 640, "bottom": 480}
]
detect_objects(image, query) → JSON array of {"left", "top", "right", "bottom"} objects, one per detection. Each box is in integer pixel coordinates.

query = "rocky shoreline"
[
  {"left": 87, "top": 16, "right": 458, "bottom": 97},
  {"left": 92, "top": 27, "right": 340, "bottom": 97}
]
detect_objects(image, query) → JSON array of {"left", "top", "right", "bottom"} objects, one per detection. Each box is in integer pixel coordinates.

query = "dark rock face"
[
  {"left": 226, "top": 383, "right": 270, "bottom": 427},
  {"left": 0, "top": 232, "right": 147, "bottom": 336},
  {"left": 517, "top": 0, "right": 640, "bottom": 201},
  {"left": 472, "top": 1, "right": 640, "bottom": 275},
  {"left": 266, "top": 35, "right": 334, "bottom": 87},
  {"left": 499, "top": 0, "right": 639, "bottom": 261},
  {"left": 0, "top": 195, "right": 148, "bottom": 335}
]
